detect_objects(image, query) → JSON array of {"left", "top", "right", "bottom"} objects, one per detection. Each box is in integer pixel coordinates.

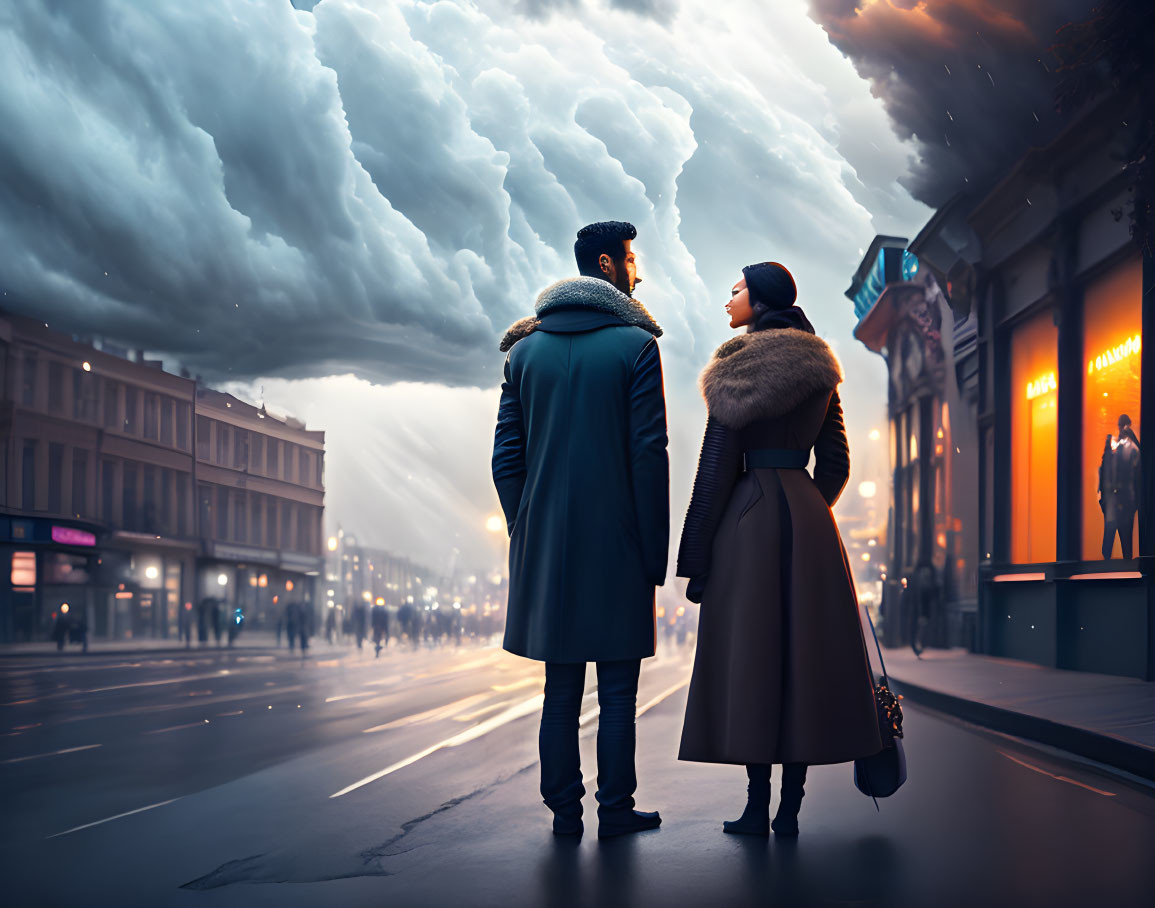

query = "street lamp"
[
  {"left": 217, "top": 573, "right": 228, "bottom": 587},
  {"left": 858, "top": 480, "right": 877, "bottom": 499},
  {"left": 327, "top": 536, "right": 338, "bottom": 552},
  {"left": 486, "top": 515, "right": 504, "bottom": 533}
]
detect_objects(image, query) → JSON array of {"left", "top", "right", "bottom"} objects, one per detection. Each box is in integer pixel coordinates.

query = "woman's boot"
[
  {"left": 723, "top": 764, "right": 771, "bottom": 836},
  {"left": 771, "top": 762, "right": 807, "bottom": 836}
]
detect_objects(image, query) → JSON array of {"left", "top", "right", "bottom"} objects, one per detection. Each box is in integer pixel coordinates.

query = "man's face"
[{"left": 599, "top": 239, "right": 641, "bottom": 296}]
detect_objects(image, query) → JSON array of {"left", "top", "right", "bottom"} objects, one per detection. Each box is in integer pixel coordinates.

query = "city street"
[{"left": 2, "top": 641, "right": 1153, "bottom": 907}]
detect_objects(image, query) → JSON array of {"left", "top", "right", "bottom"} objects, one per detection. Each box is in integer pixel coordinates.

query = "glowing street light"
[
  {"left": 486, "top": 515, "right": 504, "bottom": 533},
  {"left": 81, "top": 361, "right": 92, "bottom": 372},
  {"left": 144, "top": 565, "right": 159, "bottom": 580},
  {"left": 217, "top": 573, "right": 228, "bottom": 587},
  {"left": 858, "top": 480, "right": 877, "bottom": 499},
  {"left": 868, "top": 428, "right": 881, "bottom": 441},
  {"left": 327, "top": 536, "right": 338, "bottom": 552}
]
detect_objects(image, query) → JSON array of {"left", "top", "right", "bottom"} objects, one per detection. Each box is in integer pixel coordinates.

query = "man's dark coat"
[{"left": 492, "top": 277, "right": 670, "bottom": 664}]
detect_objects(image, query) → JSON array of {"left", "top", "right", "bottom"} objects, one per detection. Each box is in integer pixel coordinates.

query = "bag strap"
[{"left": 863, "top": 604, "right": 890, "bottom": 688}]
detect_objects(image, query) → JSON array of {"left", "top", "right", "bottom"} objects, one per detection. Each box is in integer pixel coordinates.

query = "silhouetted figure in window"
[{"left": 1099, "top": 414, "right": 1141, "bottom": 559}]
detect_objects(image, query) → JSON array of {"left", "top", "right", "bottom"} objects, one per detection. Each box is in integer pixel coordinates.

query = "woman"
[{"left": 677, "top": 262, "right": 882, "bottom": 837}]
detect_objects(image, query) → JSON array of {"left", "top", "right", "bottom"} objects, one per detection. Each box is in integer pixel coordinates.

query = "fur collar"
[
  {"left": 700, "top": 329, "right": 843, "bottom": 428},
  {"left": 499, "top": 277, "right": 662, "bottom": 352}
]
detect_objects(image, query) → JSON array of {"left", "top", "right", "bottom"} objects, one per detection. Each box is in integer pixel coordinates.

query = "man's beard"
[{"left": 612, "top": 261, "right": 633, "bottom": 297}]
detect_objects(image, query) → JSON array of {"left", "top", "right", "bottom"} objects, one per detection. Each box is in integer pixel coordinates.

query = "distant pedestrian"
[
  {"left": 210, "top": 600, "right": 223, "bottom": 646},
  {"left": 352, "top": 602, "right": 368, "bottom": 650},
  {"left": 324, "top": 608, "right": 336, "bottom": 644},
  {"left": 371, "top": 604, "right": 388, "bottom": 657},
  {"left": 285, "top": 602, "right": 299, "bottom": 652}
]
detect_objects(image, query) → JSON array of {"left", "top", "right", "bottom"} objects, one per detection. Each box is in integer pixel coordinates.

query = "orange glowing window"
[
  {"left": 10, "top": 551, "right": 36, "bottom": 587},
  {"left": 1011, "top": 309, "right": 1058, "bottom": 564},
  {"left": 1082, "top": 255, "right": 1142, "bottom": 561}
]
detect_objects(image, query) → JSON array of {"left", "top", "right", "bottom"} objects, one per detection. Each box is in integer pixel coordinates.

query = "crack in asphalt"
[
  {"left": 177, "top": 762, "right": 536, "bottom": 890},
  {"left": 360, "top": 761, "right": 536, "bottom": 868}
]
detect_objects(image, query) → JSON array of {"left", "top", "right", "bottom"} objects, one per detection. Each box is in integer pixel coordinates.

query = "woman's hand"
[{"left": 686, "top": 575, "right": 708, "bottom": 603}]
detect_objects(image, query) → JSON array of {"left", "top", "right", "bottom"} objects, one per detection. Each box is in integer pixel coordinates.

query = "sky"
[{"left": 0, "top": 0, "right": 1091, "bottom": 579}]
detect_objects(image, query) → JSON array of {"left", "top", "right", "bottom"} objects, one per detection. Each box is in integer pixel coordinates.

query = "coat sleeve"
[
  {"left": 676, "top": 416, "right": 742, "bottom": 583},
  {"left": 812, "top": 390, "right": 850, "bottom": 508},
  {"left": 628, "top": 338, "right": 671, "bottom": 586},
  {"left": 491, "top": 354, "right": 527, "bottom": 535}
]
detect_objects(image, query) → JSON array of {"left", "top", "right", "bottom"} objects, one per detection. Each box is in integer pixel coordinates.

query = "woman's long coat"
[
  {"left": 677, "top": 328, "right": 882, "bottom": 766},
  {"left": 492, "top": 277, "right": 670, "bottom": 664}
]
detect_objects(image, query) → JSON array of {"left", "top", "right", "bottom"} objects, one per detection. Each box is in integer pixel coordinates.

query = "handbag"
[{"left": 853, "top": 604, "right": 907, "bottom": 806}]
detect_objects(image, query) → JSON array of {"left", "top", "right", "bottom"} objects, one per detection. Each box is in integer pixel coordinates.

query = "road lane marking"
[
  {"left": 361, "top": 693, "right": 492, "bottom": 733},
  {"left": 325, "top": 692, "right": 376, "bottom": 703},
  {"left": 409, "top": 653, "right": 503, "bottom": 680},
  {"left": 454, "top": 699, "right": 529, "bottom": 722},
  {"left": 333, "top": 694, "right": 545, "bottom": 798},
  {"left": 636, "top": 680, "right": 690, "bottom": 718},
  {"left": 216, "top": 710, "right": 244, "bottom": 717},
  {"left": 363, "top": 675, "right": 404, "bottom": 687},
  {"left": 2, "top": 744, "right": 102, "bottom": 765},
  {"left": 491, "top": 677, "right": 541, "bottom": 693},
  {"left": 145, "top": 721, "right": 208, "bottom": 735},
  {"left": 997, "top": 750, "right": 1117, "bottom": 797},
  {"left": 46, "top": 798, "right": 180, "bottom": 839}
]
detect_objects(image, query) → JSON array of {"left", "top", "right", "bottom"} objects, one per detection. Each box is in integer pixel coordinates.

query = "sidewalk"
[
  {"left": 881, "top": 645, "right": 1155, "bottom": 782},
  {"left": 0, "top": 630, "right": 285, "bottom": 658}
]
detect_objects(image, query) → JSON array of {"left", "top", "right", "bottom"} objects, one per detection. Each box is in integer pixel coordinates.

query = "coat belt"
[{"left": 744, "top": 448, "right": 809, "bottom": 470}]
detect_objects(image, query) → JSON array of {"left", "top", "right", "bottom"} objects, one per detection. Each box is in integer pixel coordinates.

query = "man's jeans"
[{"left": 539, "top": 659, "right": 641, "bottom": 819}]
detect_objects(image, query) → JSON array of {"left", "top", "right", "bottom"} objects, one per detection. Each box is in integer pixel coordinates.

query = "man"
[
  {"left": 1100, "top": 413, "right": 1141, "bottom": 559},
  {"left": 492, "top": 221, "right": 670, "bottom": 839}
]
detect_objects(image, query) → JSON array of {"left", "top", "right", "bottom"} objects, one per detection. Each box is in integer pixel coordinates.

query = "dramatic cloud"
[
  {"left": 809, "top": 0, "right": 1098, "bottom": 207},
  {"left": 1, "top": 0, "right": 932, "bottom": 572}
]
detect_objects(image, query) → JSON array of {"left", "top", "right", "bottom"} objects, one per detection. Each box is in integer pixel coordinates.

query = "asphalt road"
[{"left": 1, "top": 639, "right": 1153, "bottom": 907}]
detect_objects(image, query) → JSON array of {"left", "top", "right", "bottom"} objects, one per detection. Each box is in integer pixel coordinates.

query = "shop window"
[
  {"left": 1082, "top": 255, "right": 1142, "bottom": 561},
  {"left": 1010, "top": 309, "right": 1058, "bottom": 563}
]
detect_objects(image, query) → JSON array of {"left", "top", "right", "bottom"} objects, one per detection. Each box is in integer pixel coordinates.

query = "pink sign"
[{"left": 52, "top": 526, "right": 97, "bottom": 547}]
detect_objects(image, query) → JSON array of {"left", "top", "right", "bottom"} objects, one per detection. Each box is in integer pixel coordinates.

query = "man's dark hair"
[{"left": 574, "top": 221, "right": 636, "bottom": 277}]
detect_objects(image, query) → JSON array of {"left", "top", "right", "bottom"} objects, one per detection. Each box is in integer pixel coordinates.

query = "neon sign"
[
  {"left": 51, "top": 526, "right": 96, "bottom": 547},
  {"left": 1087, "top": 333, "right": 1141, "bottom": 375},
  {"left": 1025, "top": 372, "right": 1057, "bottom": 400}
]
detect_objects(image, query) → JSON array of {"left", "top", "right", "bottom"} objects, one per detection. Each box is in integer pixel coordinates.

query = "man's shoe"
[
  {"left": 770, "top": 814, "right": 799, "bottom": 837},
  {"left": 552, "top": 814, "right": 584, "bottom": 837},
  {"left": 598, "top": 808, "right": 661, "bottom": 839}
]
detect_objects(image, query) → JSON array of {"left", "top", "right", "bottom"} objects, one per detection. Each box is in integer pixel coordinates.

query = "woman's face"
[{"left": 726, "top": 278, "right": 754, "bottom": 329}]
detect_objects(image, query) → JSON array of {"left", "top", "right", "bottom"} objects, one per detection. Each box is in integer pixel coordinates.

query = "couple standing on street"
[{"left": 492, "top": 221, "right": 882, "bottom": 840}]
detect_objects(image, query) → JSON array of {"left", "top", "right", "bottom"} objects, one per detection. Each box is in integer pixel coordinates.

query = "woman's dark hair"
[
  {"left": 575, "top": 221, "right": 636, "bottom": 277},
  {"left": 742, "top": 261, "right": 814, "bottom": 333}
]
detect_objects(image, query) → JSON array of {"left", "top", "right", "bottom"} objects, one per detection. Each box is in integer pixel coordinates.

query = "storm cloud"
[
  {"left": 808, "top": 0, "right": 1098, "bottom": 207},
  {"left": 1, "top": 0, "right": 932, "bottom": 573}
]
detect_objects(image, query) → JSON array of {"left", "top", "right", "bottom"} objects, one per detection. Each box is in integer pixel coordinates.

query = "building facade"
[
  {"left": 0, "top": 313, "right": 324, "bottom": 642},
  {"left": 849, "top": 98, "right": 1155, "bottom": 680}
]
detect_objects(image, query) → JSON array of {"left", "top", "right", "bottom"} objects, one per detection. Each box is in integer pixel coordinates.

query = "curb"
[{"left": 888, "top": 675, "right": 1155, "bottom": 784}]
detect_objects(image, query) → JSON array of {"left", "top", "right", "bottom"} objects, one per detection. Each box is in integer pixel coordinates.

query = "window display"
[
  {"left": 1082, "top": 255, "right": 1142, "bottom": 561},
  {"left": 1011, "top": 309, "right": 1058, "bottom": 563}
]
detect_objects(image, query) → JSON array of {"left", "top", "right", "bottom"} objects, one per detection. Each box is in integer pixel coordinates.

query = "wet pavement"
[{"left": 2, "top": 640, "right": 1153, "bottom": 907}]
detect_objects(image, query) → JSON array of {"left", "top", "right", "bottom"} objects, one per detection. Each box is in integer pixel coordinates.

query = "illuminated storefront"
[
  {"left": 850, "top": 99, "right": 1154, "bottom": 680},
  {"left": 1081, "top": 257, "right": 1142, "bottom": 562},
  {"left": 1010, "top": 311, "right": 1058, "bottom": 564}
]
